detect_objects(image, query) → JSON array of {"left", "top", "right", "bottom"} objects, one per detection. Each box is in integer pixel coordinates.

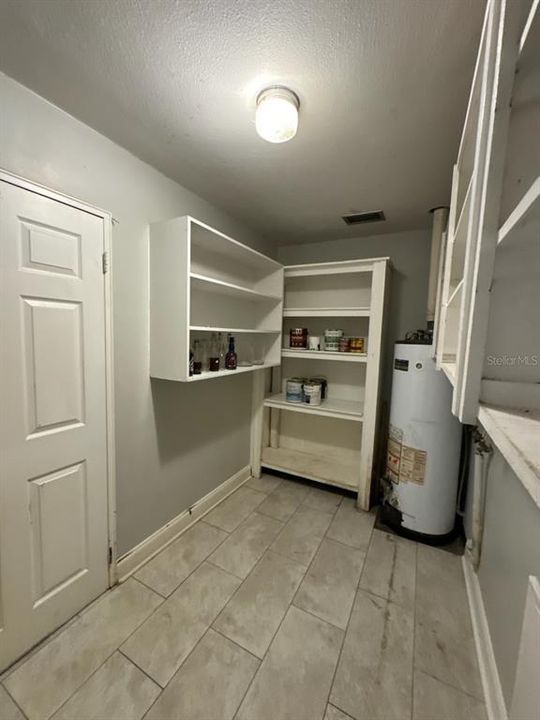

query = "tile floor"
[{"left": 0, "top": 474, "right": 487, "bottom": 720}]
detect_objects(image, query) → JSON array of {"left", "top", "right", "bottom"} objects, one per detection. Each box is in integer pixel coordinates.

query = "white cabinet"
[
  {"left": 150, "top": 216, "right": 283, "bottom": 381},
  {"left": 436, "top": 0, "right": 539, "bottom": 423},
  {"left": 260, "top": 258, "right": 390, "bottom": 509}
]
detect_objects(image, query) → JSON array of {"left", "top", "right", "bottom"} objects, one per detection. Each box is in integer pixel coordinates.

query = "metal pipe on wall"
[{"left": 427, "top": 206, "right": 449, "bottom": 325}]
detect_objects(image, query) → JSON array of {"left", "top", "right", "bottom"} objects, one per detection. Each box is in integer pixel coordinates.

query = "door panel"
[{"left": 0, "top": 180, "right": 110, "bottom": 671}]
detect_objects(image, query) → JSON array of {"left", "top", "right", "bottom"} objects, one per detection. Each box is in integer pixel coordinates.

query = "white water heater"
[{"left": 385, "top": 342, "right": 462, "bottom": 539}]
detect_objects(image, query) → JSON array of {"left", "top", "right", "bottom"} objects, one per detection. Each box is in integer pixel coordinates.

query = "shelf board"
[
  {"left": 446, "top": 278, "right": 464, "bottom": 306},
  {"left": 186, "top": 364, "right": 275, "bottom": 382},
  {"left": 281, "top": 348, "right": 368, "bottom": 363},
  {"left": 284, "top": 258, "right": 389, "bottom": 278},
  {"left": 498, "top": 177, "right": 540, "bottom": 246},
  {"left": 261, "top": 446, "right": 358, "bottom": 491},
  {"left": 264, "top": 393, "right": 364, "bottom": 422},
  {"left": 190, "top": 325, "right": 280, "bottom": 334},
  {"left": 478, "top": 404, "right": 540, "bottom": 510},
  {"left": 190, "top": 272, "right": 281, "bottom": 303},
  {"left": 283, "top": 307, "right": 370, "bottom": 318},
  {"left": 441, "top": 361, "right": 456, "bottom": 386}
]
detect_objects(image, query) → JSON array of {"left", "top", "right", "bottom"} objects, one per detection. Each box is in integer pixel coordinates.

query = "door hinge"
[
  {"left": 108, "top": 546, "right": 113, "bottom": 565},
  {"left": 102, "top": 251, "right": 109, "bottom": 274}
]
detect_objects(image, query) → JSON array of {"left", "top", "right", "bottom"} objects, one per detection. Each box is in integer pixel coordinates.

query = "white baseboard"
[
  {"left": 462, "top": 555, "right": 508, "bottom": 720},
  {"left": 116, "top": 465, "right": 251, "bottom": 582}
]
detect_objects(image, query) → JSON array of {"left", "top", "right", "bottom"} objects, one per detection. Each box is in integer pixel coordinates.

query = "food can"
[
  {"left": 309, "top": 376, "right": 327, "bottom": 399},
  {"left": 289, "top": 328, "right": 309, "bottom": 349},
  {"left": 349, "top": 337, "right": 366, "bottom": 353},
  {"left": 303, "top": 381, "right": 322, "bottom": 406},
  {"left": 286, "top": 378, "right": 304, "bottom": 403}
]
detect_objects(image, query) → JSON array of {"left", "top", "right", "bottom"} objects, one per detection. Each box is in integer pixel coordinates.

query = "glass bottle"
[
  {"left": 193, "top": 339, "right": 202, "bottom": 374},
  {"left": 209, "top": 332, "right": 220, "bottom": 371},
  {"left": 225, "top": 335, "right": 237, "bottom": 370},
  {"left": 189, "top": 347, "right": 194, "bottom": 376},
  {"left": 218, "top": 332, "right": 226, "bottom": 369}
]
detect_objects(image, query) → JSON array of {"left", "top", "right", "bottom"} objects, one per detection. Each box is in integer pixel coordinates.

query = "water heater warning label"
[{"left": 387, "top": 424, "right": 427, "bottom": 485}]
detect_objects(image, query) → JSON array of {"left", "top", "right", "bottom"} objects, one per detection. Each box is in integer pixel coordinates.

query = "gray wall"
[
  {"left": 278, "top": 230, "right": 432, "bottom": 410},
  {"left": 0, "top": 73, "right": 272, "bottom": 556},
  {"left": 474, "top": 445, "right": 540, "bottom": 707}
]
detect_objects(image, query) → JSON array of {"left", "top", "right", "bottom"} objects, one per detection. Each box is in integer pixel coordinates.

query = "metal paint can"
[
  {"left": 303, "top": 381, "right": 322, "bottom": 406},
  {"left": 309, "top": 376, "right": 327, "bottom": 399},
  {"left": 286, "top": 378, "right": 304, "bottom": 403}
]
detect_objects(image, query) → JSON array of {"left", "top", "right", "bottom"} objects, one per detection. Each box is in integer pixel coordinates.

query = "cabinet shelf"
[
  {"left": 190, "top": 326, "right": 280, "bottom": 334},
  {"left": 264, "top": 393, "right": 364, "bottom": 422},
  {"left": 186, "top": 364, "right": 276, "bottom": 382},
  {"left": 261, "top": 446, "right": 359, "bottom": 490},
  {"left": 283, "top": 307, "right": 370, "bottom": 318},
  {"left": 498, "top": 177, "right": 540, "bottom": 246},
  {"left": 190, "top": 273, "right": 281, "bottom": 303},
  {"left": 281, "top": 348, "right": 367, "bottom": 363}
]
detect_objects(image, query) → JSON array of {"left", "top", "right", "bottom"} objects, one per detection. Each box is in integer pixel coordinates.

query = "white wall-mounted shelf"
[
  {"left": 263, "top": 393, "right": 364, "bottom": 422},
  {"left": 190, "top": 272, "right": 282, "bottom": 303},
  {"left": 260, "top": 257, "right": 390, "bottom": 509},
  {"left": 150, "top": 216, "right": 283, "bottom": 381},
  {"left": 281, "top": 349, "right": 368, "bottom": 363}
]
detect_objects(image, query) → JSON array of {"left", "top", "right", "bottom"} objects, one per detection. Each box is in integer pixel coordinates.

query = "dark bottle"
[
  {"left": 209, "top": 332, "right": 220, "bottom": 371},
  {"left": 193, "top": 339, "right": 202, "bottom": 375},
  {"left": 189, "top": 348, "right": 194, "bottom": 376},
  {"left": 225, "top": 335, "right": 237, "bottom": 370}
]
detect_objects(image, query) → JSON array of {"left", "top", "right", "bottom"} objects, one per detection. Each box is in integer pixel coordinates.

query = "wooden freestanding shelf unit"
[{"left": 259, "top": 258, "right": 390, "bottom": 510}]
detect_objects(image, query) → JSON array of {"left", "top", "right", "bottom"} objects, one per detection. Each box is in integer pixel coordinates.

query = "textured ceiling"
[{"left": 0, "top": 0, "right": 485, "bottom": 244}]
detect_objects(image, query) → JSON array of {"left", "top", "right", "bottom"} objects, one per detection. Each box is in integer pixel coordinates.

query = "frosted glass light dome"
[{"left": 255, "top": 87, "right": 299, "bottom": 144}]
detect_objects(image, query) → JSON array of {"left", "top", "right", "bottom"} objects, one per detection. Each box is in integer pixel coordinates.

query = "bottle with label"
[{"left": 225, "top": 335, "right": 237, "bottom": 370}]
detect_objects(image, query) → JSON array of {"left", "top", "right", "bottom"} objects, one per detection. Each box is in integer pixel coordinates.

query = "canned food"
[
  {"left": 289, "top": 328, "right": 308, "bottom": 349},
  {"left": 286, "top": 378, "right": 304, "bottom": 403},
  {"left": 303, "top": 381, "right": 322, "bottom": 406}
]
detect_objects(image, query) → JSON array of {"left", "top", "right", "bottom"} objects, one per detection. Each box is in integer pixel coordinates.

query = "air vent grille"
[{"left": 342, "top": 210, "right": 386, "bottom": 225}]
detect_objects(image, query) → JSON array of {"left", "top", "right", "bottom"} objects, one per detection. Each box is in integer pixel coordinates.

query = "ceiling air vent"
[{"left": 342, "top": 210, "right": 386, "bottom": 225}]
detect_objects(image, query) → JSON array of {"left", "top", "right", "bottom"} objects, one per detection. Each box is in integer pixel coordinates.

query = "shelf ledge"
[
  {"left": 190, "top": 326, "right": 281, "bottom": 334},
  {"left": 497, "top": 177, "right": 540, "bottom": 247},
  {"left": 281, "top": 349, "right": 368, "bottom": 363},
  {"left": 283, "top": 307, "right": 370, "bottom": 318},
  {"left": 190, "top": 272, "right": 282, "bottom": 303},
  {"left": 264, "top": 393, "right": 364, "bottom": 421},
  {"left": 478, "top": 404, "right": 540, "bottom": 511}
]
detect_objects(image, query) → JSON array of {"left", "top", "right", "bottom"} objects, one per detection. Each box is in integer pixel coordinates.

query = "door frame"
[{"left": 0, "top": 168, "right": 118, "bottom": 586}]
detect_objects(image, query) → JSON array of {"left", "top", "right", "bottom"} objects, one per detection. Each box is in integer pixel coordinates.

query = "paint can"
[
  {"left": 309, "top": 376, "right": 327, "bottom": 399},
  {"left": 286, "top": 378, "right": 304, "bottom": 403},
  {"left": 303, "top": 381, "right": 322, "bottom": 406}
]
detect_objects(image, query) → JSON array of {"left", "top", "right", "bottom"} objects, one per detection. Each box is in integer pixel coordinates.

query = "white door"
[{"left": 0, "top": 179, "right": 110, "bottom": 671}]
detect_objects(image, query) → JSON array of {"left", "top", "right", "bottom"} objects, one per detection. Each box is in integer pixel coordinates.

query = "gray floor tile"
[
  {"left": 302, "top": 486, "right": 344, "bottom": 514},
  {"left": 325, "top": 704, "right": 354, "bottom": 720},
  {"left": 121, "top": 563, "right": 240, "bottom": 687},
  {"left": 294, "top": 538, "right": 365, "bottom": 629},
  {"left": 146, "top": 629, "right": 258, "bottom": 720},
  {"left": 0, "top": 686, "right": 25, "bottom": 720},
  {"left": 359, "top": 529, "right": 416, "bottom": 610},
  {"left": 330, "top": 589, "right": 414, "bottom": 720},
  {"left": 413, "top": 670, "right": 487, "bottom": 720},
  {"left": 135, "top": 521, "right": 227, "bottom": 597},
  {"left": 414, "top": 545, "right": 483, "bottom": 700},
  {"left": 4, "top": 579, "right": 162, "bottom": 720},
  {"left": 214, "top": 551, "right": 305, "bottom": 658},
  {"left": 245, "top": 474, "right": 283, "bottom": 494},
  {"left": 237, "top": 606, "right": 343, "bottom": 720},
  {"left": 203, "top": 486, "right": 266, "bottom": 532},
  {"left": 51, "top": 652, "right": 160, "bottom": 720},
  {"left": 208, "top": 512, "right": 283, "bottom": 579},
  {"left": 326, "top": 498, "right": 375, "bottom": 551},
  {"left": 270, "top": 507, "right": 333, "bottom": 566},
  {"left": 256, "top": 481, "right": 310, "bottom": 522}
]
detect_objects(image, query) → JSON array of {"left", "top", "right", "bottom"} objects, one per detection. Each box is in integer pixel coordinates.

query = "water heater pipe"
[{"left": 427, "top": 207, "right": 449, "bottom": 324}]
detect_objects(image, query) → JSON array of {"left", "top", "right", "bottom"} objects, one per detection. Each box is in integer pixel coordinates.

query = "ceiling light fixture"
[{"left": 255, "top": 87, "right": 299, "bottom": 143}]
